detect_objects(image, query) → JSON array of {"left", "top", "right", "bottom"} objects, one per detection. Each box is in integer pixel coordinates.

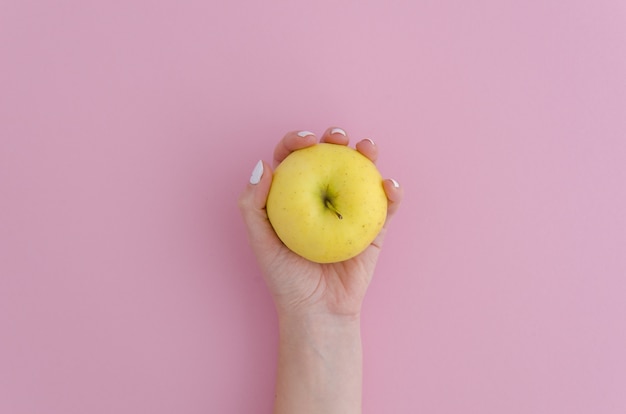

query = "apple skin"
[{"left": 266, "top": 143, "right": 387, "bottom": 263}]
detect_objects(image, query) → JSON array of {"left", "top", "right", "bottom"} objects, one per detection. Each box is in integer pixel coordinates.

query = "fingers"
[
  {"left": 366, "top": 178, "right": 403, "bottom": 254},
  {"left": 355, "top": 138, "right": 378, "bottom": 163},
  {"left": 273, "top": 130, "right": 317, "bottom": 168},
  {"left": 238, "top": 160, "right": 283, "bottom": 256},
  {"left": 382, "top": 178, "right": 403, "bottom": 223},
  {"left": 320, "top": 126, "right": 349, "bottom": 145},
  {"left": 321, "top": 127, "right": 379, "bottom": 164},
  {"left": 274, "top": 127, "right": 379, "bottom": 167},
  {"left": 241, "top": 160, "right": 273, "bottom": 209}
]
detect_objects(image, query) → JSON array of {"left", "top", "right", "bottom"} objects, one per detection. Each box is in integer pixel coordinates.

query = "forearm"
[{"left": 273, "top": 313, "right": 363, "bottom": 414}]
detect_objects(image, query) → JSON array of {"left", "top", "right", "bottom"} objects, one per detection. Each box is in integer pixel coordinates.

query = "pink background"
[{"left": 1, "top": 1, "right": 625, "bottom": 413}]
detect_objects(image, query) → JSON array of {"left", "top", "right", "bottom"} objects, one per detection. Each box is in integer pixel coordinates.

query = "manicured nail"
[
  {"left": 250, "top": 160, "right": 264, "bottom": 185},
  {"left": 390, "top": 178, "right": 400, "bottom": 188},
  {"left": 330, "top": 128, "right": 346, "bottom": 136},
  {"left": 364, "top": 138, "right": 375, "bottom": 146},
  {"left": 297, "top": 130, "right": 315, "bottom": 138}
]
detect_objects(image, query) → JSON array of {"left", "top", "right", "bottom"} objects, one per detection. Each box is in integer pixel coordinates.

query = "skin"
[{"left": 238, "top": 127, "right": 403, "bottom": 414}]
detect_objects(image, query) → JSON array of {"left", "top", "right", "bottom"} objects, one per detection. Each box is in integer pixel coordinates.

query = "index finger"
[{"left": 273, "top": 130, "right": 317, "bottom": 168}]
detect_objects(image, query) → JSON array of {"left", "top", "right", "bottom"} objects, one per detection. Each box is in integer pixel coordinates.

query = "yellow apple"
[{"left": 266, "top": 143, "right": 387, "bottom": 263}]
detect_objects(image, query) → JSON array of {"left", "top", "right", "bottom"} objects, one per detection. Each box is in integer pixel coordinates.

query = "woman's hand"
[
  {"left": 239, "top": 127, "right": 403, "bottom": 413},
  {"left": 238, "top": 127, "right": 403, "bottom": 321}
]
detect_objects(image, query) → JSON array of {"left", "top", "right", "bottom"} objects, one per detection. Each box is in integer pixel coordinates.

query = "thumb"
[{"left": 238, "top": 160, "right": 283, "bottom": 258}]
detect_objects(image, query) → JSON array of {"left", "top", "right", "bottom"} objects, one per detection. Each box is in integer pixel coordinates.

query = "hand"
[{"left": 238, "top": 127, "right": 403, "bottom": 320}]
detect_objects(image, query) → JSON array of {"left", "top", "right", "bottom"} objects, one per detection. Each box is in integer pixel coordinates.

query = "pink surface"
[{"left": 1, "top": 1, "right": 625, "bottom": 413}]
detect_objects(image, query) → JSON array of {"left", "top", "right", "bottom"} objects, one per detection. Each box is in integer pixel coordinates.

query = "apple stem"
[{"left": 325, "top": 199, "right": 343, "bottom": 220}]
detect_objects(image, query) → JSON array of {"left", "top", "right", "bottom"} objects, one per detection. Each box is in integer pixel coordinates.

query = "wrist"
[
  {"left": 274, "top": 310, "right": 363, "bottom": 414},
  {"left": 277, "top": 310, "right": 361, "bottom": 336}
]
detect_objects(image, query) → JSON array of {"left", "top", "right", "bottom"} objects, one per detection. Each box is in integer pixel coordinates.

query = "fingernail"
[
  {"left": 330, "top": 128, "right": 346, "bottom": 136},
  {"left": 390, "top": 178, "right": 400, "bottom": 188},
  {"left": 364, "top": 138, "right": 375, "bottom": 146},
  {"left": 297, "top": 130, "right": 315, "bottom": 138},
  {"left": 250, "top": 160, "right": 264, "bottom": 185}
]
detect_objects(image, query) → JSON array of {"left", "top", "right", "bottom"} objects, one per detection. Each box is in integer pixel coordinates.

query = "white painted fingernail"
[
  {"left": 364, "top": 138, "right": 375, "bottom": 145},
  {"left": 331, "top": 128, "right": 346, "bottom": 136},
  {"left": 297, "top": 131, "right": 315, "bottom": 138},
  {"left": 390, "top": 178, "right": 400, "bottom": 188},
  {"left": 250, "top": 160, "right": 264, "bottom": 185}
]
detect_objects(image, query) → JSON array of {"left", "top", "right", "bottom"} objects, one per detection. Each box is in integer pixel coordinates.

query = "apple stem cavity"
[{"left": 324, "top": 199, "right": 343, "bottom": 220}]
